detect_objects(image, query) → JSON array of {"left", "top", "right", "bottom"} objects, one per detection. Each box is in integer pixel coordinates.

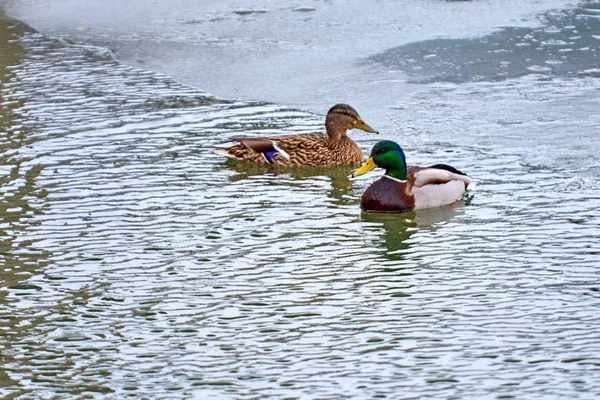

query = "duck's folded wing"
[
  {"left": 412, "top": 166, "right": 472, "bottom": 188},
  {"left": 231, "top": 138, "right": 276, "bottom": 153},
  {"left": 230, "top": 137, "right": 290, "bottom": 164}
]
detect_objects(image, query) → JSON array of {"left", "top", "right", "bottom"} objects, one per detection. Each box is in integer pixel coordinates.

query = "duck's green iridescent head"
[{"left": 352, "top": 140, "right": 407, "bottom": 180}]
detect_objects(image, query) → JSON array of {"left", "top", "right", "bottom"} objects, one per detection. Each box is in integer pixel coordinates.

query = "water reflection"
[
  {"left": 361, "top": 199, "right": 469, "bottom": 260},
  {"left": 0, "top": 14, "right": 51, "bottom": 295},
  {"left": 218, "top": 159, "right": 358, "bottom": 205},
  {"left": 0, "top": 11, "right": 56, "bottom": 394}
]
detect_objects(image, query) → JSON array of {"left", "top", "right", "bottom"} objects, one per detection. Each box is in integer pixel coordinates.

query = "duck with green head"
[{"left": 352, "top": 140, "right": 472, "bottom": 213}]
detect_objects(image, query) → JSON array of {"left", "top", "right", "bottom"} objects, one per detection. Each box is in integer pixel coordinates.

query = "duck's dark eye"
[{"left": 377, "top": 148, "right": 387, "bottom": 155}]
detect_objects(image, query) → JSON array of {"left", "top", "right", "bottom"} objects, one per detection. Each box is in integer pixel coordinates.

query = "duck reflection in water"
[
  {"left": 215, "top": 159, "right": 358, "bottom": 206},
  {"left": 361, "top": 196, "right": 472, "bottom": 261}
]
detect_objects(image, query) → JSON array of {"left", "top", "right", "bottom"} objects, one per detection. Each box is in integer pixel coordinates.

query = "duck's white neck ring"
[{"left": 383, "top": 175, "right": 407, "bottom": 183}]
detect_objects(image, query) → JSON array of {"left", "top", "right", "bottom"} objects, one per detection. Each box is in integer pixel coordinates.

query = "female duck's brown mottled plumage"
[{"left": 212, "top": 104, "right": 378, "bottom": 167}]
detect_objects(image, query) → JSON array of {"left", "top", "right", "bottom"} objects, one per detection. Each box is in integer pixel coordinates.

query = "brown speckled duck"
[
  {"left": 352, "top": 141, "right": 473, "bottom": 213},
  {"left": 212, "top": 104, "right": 378, "bottom": 166}
]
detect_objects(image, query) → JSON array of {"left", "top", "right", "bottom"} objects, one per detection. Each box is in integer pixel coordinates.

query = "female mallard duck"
[
  {"left": 212, "top": 104, "right": 378, "bottom": 166},
  {"left": 352, "top": 140, "right": 472, "bottom": 213}
]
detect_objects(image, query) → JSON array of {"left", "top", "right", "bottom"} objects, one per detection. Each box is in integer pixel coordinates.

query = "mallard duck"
[
  {"left": 352, "top": 140, "right": 472, "bottom": 213},
  {"left": 212, "top": 104, "right": 378, "bottom": 166}
]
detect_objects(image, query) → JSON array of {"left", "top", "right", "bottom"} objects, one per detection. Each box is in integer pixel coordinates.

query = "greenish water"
[{"left": 1, "top": 5, "right": 600, "bottom": 399}]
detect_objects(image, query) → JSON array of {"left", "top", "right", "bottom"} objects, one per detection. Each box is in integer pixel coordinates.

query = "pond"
[{"left": 1, "top": 3, "right": 600, "bottom": 398}]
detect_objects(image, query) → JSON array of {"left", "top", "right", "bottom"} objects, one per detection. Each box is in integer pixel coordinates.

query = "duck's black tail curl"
[{"left": 427, "top": 163, "right": 468, "bottom": 176}]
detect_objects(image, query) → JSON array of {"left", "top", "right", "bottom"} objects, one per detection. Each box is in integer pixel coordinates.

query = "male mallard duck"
[
  {"left": 212, "top": 104, "right": 378, "bottom": 166},
  {"left": 352, "top": 140, "right": 472, "bottom": 213}
]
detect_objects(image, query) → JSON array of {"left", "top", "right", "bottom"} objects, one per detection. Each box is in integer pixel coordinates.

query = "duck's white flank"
[{"left": 413, "top": 180, "right": 467, "bottom": 210}]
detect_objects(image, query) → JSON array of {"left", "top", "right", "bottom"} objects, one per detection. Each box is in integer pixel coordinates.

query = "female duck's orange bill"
[{"left": 353, "top": 119, "right": 378, "bottom": 134}]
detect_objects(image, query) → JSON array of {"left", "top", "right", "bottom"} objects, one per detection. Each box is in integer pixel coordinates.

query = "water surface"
[{"left": 1, "top": 4, "right": 600, "bottom": 399}]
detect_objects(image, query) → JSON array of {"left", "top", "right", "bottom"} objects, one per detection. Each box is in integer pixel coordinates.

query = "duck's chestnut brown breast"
[{"left": 360, "top": 177, "right": 415, "bottom": 213}]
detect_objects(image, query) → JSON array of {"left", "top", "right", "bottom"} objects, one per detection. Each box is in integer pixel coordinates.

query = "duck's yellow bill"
[
  {"left": 351, "top": 157, "right": 377, "bottom": 177},
  {"left": 354, "top": 119, "right": 378, "bottom": 134}
]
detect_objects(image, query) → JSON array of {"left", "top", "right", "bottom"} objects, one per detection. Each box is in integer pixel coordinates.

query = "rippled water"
[{"left": 2, "top": 5, "right": 600, "bottom": 399}]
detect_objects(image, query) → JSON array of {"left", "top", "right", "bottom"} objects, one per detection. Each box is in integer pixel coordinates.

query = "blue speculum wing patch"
[{"left": 262, "top": 150, "right": 279, "bottom": 164}]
